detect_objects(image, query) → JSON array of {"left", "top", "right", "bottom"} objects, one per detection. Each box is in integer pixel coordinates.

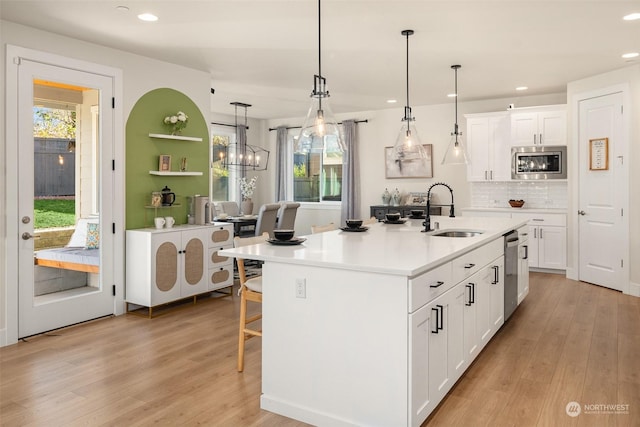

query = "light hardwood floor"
[{"left": 1, "top": 273, "right": 638, "bottom": 426}]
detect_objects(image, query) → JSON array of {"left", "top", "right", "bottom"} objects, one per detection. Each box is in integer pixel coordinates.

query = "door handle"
[
  {"left": 578, "top": 210, "right": 586, "bottom": 216},
  {"left": 22, "top": 232, "right": 40, "bottom": 240},
  {"left": 523, "top": 245, "right": 529, "bottom": 260}
]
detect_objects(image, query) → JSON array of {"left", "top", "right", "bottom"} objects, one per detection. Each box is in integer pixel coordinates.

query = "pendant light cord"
[
  {"left": 401, "top": 30, "right": 414, "bottom": 122},
  {"left": 405, "top": 31, "right": 409, "bottom": 113},
  {"left": 317, "top": 0, "right": 322, "bottom": 110}
]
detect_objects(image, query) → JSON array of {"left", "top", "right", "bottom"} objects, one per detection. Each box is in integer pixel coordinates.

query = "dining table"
[{"left": 214, "top": 215, "right": 258, "bottom": 236}]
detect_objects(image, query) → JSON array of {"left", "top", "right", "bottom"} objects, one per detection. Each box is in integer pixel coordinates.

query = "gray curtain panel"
[
  {"left": 341, "top": 120, "right": 359, "bottom": 224},
  {"left": 275, "top": 126, "right": 288, "bottom": 201}
]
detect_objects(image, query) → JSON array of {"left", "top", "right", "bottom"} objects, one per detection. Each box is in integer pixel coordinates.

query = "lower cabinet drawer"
[
  {"left": 209, "top": 246, "right": 232, "bottom": 269},
  {"left": 452, "top": 238, "right": 503, "bottom": 283},
  {"left": 408, "top": 262, "right": 453, "bottom": 312},
  {"left": 209, "top": 265, "right": 233, "bottom": 290}
]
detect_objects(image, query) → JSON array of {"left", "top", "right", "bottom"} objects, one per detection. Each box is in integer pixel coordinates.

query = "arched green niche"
[{"left": 126, "top": 88, "right": 209, "bottom": 229}]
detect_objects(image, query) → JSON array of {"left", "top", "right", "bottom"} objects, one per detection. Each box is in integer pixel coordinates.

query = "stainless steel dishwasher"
[{"left": 504, "top": 230, "right": 519, "bottom": 321}]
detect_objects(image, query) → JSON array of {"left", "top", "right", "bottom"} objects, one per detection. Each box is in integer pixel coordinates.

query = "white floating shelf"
[
  {"left": 148, "top": 133, "right": 202, "bottom": 142},
  {"left": 149, "top": 171, "right": 203, "bottom": 176}
]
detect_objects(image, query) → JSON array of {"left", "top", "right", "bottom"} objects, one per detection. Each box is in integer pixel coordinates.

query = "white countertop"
[{"left": 220, "top": 216, "right": 526, "bottom": 278}]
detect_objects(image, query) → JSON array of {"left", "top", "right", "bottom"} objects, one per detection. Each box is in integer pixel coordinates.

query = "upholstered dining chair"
[
  {"left": 219, "top": 201, "right": 240, "bottom": 216},
  {"left": 234, "top": 232, "right": 269, "bottom": 372},
  {"left": 254, "top": 203, "right": 280, "bottom": 238},
  {"left": 276, "top": 202, "right": 300, "bottom": 230},
  {"left": 311, "top": 223, "right": 337, "bottom": 234}
]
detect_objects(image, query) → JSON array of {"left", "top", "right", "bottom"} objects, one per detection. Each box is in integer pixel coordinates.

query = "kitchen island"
[{"left": 221, "top": 216, "right": 526, "bottom": 427}]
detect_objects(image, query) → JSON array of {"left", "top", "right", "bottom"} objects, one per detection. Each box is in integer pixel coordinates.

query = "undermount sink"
[{"left": 431, "top": 230, "right": 484, "bottom": 238}]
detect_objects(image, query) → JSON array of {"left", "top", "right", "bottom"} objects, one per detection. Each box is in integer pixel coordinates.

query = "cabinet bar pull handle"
[
  {"left": 540, "top": 133, "right": 543, "bottom": 144},
  {"left": 470, "top": 283, "right": 475, "bottom": 304},
  {"left": 534, "top": 229, "right": 537, "bottom": 238},
  {"left": 492, "top": 265, "right": 499, "bottom": 284},
  {"left": 437, "top": 305, "right": 444, "bottom": 331},
  {"left": 540, "top": 229, "right": 543, "bottom": 239},
  {"left": 429, "top": 281, "right": 444, "bottom": 288},
  {"left": 431, "top": 307, "right": 439, "bottom": 334},
  {"left": 464, "top": 263, "right": 475, "bottom": 269},
  {"left": 533, "top": 134, "right": 537, "bottom": 144},
  {"left": 523, "top": 245, "right": 529, "bottom": 260},
  {"left": 465, "top": 284, "right": 473, "bottom": 306}
]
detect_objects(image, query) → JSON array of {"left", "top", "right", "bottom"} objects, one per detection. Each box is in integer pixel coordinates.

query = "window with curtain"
[{"left": 291, "top": 132, "right": 343, "bottom": 203}]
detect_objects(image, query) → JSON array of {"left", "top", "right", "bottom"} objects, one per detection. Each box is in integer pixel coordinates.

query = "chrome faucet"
[{"left": 423, "top": 182, "right": 455, "bottom": 232}]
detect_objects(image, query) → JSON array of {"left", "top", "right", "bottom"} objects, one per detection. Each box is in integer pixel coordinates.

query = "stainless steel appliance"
[
  {"left": 504, "top": 230, "right": 519, "bottom": 321},
  {"left": 511, "top": 145, "right": 567, "bottom": 180}
]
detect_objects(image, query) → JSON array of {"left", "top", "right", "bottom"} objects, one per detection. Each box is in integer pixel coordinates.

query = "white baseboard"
[
  {"left": 0, "top": 328, "right": 7, "bottom": 348},
  {"left": 629, "top": 281, "right": 640, "bottom": 297}
]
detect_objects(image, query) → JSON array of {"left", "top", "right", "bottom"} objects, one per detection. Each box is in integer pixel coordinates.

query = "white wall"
[
  {"left": 566, "top": 64, "right": 640, "bottom": 294},
  {"left": 266, "top": 93, "right": 565, "bottom": 234},
  {"left": 1, "top": 21, "right": 212, "bottom": 345}
]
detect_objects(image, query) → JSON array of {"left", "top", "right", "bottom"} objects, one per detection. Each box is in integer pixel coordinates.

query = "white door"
[
  {"left": 578, "top": 92, "right": 626, "bottom": 291},
  {"left": 17, "top": 59, "right": 115, "bottom": 337}
]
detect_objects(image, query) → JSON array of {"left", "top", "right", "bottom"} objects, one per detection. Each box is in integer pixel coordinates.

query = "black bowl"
[
  {"left": 385, "top": 212, "right": 401, "bottom": 222},
  {"left": 346, "top": 219, "right": 363, "bottom": 229},
  {"left": 273, "top": 229, "right": 295, "bottom": 241},
  {"left": 410, "top": 209, "right": 424, "bottom": 217}
]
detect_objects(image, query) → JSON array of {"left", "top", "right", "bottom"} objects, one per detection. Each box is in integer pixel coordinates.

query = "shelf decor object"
[
  {"left": 212, "top": 102, "right": 270, "bottom": 171},
  {"left": 294, "top": 0, "right": 345, "bottom": 155},
  {"left": 392, "top": 29, "right": 428, "bottom": 166},
  {"left": 442, "top": 64, "right": 470, "bottom": 165},
  {"left": 163, "top": 110, "right": 189, "bottom": 135}
]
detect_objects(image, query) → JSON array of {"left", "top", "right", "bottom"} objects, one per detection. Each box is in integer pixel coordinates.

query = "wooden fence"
[{"left": 34, "top": 138, "right": 75, "bottom": 197}]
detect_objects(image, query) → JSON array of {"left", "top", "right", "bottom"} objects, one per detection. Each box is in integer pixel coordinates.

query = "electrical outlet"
[{"left": 295, "top": 278, "right": 306, "bottom": 298}]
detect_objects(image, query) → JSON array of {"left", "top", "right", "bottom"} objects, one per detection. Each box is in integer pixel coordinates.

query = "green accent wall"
[{"left": 126, "top": 88, "right": 209, "bottom": 229}]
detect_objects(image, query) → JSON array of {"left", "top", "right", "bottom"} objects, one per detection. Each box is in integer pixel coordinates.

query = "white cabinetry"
[
  {"left": 409, "top": 238, "right": 504, "bottom": 426},
  {"left": 517, "top": 225, "right": 530, "bottom": 304},
  {"left": 466, "top": 112, "right": 511, "bottom": 181},
  {"left": 511, "top": 212, "right": 566, "bottom": 270},
  {"left": 207, "top": 223, "right": 234, "bottom": 291},
  {"left": 510, "top": 106, "right": 566, "bottom": 146},
  {"left": 126, "top": 223, "right": 234, "bottom": 311}
]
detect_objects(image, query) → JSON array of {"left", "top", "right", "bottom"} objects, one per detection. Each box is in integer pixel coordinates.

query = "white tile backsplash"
[{"left": 470, "top": 181, "right": 567, "bottom": 209}]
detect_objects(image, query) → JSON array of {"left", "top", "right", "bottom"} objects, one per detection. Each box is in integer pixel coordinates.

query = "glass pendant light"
[
  {"left": 442, "top": 64, "right": 470, "bottom": 165},
  {"left": 392, "top": 30, "right": 428, "bottom": 164},
  {"left": 295, "top": 0, "right": 345, "bottom": 154}
]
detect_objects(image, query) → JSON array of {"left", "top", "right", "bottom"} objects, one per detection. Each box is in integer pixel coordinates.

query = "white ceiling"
[{"left": 1, "top": 1, "right": 638, "bottom": 119}]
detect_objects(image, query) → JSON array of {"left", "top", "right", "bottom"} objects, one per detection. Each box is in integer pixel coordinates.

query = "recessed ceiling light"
[
  {"left": 116, "top": 6, "right": 129, "bottom": 12},
  {"left": 138, "top": 13, "right": 158, "bottom": 22},
  {"left": 623, "top": 12, "right": 640, "bottom": 21},
  {"left": 386, "top": 99, "right": 397, "bottom": 104},
  {"left": 447, "top": 93, "right": 457, "bottom": 98},
  {"left": 622, "top": 52, "right": 639, "bottom": 59},
  {"left": 516, "top": 86, "right": 528, "bottom": 91}
]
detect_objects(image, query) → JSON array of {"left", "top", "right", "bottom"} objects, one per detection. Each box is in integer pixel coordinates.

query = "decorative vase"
[
  {"left": 391, "top": 188, "right": 401, "bottom": 206},
  {"left": 241, "top": 199, "right": 254, "bottom": 215},
  {"left": 382, "top": 188, "right": 391, "bottom": 206}
]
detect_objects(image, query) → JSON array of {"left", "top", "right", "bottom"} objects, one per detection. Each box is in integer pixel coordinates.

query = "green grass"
[{"left": 34, "top": 199, "right": 76, "bottom": 229}]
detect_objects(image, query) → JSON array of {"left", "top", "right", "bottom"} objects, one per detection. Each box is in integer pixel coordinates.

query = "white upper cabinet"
[
  {"left": 466, "top": 112, "right": 510, "bottom": 182},
  {"left": 510, "top": 106, "right": 567, "bottom": 146}
]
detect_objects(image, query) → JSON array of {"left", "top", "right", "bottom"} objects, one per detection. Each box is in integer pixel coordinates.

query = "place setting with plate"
[
  {"left": 340, "top": 219, "right": 369, "bottom": 232},
  {"left": 382, "top": 212, "right": 406, "bottom": 224},
  {"left": 267, "top": 229, "right": 307, "bottom": 245}
]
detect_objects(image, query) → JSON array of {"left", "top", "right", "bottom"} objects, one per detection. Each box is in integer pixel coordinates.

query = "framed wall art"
[
  {"left": 589, "top": 138, "right": 608, "bottom": 171},
  {"left": 159, "top": 154, "right": 172, "bottom": 172},
  {"left": 384, "top": 144, "right": 433, "bottom": 179}
]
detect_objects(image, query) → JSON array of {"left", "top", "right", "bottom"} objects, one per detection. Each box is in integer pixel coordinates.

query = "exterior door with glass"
[{"left": 16, "top": 58, "right": 115, "bottom": 338}]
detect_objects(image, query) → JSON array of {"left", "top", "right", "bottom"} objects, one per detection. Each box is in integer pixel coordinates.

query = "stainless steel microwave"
[{"left": 511, "top": 145, "right": 567, "bottom": 180}]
